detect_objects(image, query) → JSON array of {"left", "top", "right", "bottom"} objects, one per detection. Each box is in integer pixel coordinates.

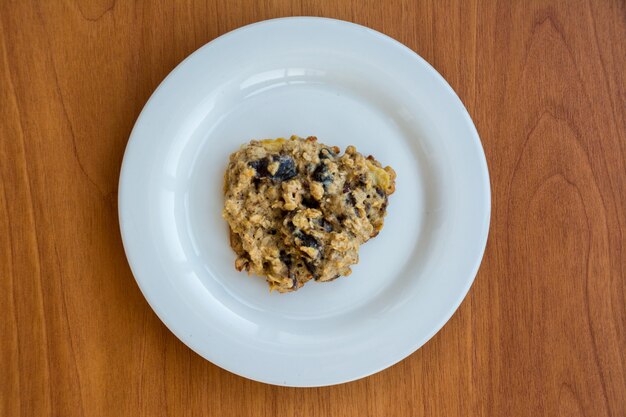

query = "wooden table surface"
[{"left": 2, "top": 0, "right": 625, "bottom": 416}]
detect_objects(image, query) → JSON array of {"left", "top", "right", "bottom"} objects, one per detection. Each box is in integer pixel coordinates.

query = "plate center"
[{"left": 180, "top": 79, "right": 436, "bottom": 322}]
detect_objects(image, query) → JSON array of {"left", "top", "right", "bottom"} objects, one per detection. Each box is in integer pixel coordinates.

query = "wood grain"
[{"left": 1, "top": 0, "right": 625, "bottom": 416}]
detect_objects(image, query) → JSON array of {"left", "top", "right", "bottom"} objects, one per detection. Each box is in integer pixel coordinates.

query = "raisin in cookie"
[{"left": 222, "top": 135, "right": 396, "bottom": 292}]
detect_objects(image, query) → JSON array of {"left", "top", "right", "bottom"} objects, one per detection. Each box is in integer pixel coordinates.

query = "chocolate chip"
[
  {"left": 271, "top": 155, "right": 297, "bottom": 181},
  {"left": 294, "top": 230, "right": 320, "bottom": 250},
  {"left": 312, "top": 162, "right": 333, "bottom": 188},
  {"left": 249, "top": 155, "right": 297, "bottom": 182},
  {"left": 304, "top": 260, "right": 319, "bottom": 280},
  {"left": 317, "top": 218, "right": 333, "bottom": 232},
  {"left": 268, "top": 229, "right": 277, "bottom": 235},
  {"left": 302, "top": 196, "right": 320, "bottom": 209},
  {"left": 346, "top": 192, "right": 357, "bottom": 207},
  {"left": 343, "top": 183, "right": 351, "bottom": 194},
  {"left": 280, "top": 250, "right": 292, "bottom": 268},
  {"left": 346, "top": 193, "right": 359, "bottom": 216},
  {"left": 375, "top": 187, "right": 385, "bottom": 197},
  {"left": 318, "top": 148, "right": 336, "bottom": 160},
  {"left": 249, "top": 158, "right": 269, "bottom": 177}
]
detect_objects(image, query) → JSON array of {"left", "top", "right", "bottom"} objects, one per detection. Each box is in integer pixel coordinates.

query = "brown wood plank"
[{"left": 1, "top": 0, "right": 624, "bottom": 415}]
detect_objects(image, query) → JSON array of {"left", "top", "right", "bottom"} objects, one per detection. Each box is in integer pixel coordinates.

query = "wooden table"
[{"left": 2, "top": 1, "right": 625, "bottom": 416}]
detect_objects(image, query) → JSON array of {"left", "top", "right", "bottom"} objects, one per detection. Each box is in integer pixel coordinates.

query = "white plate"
[{"left": 119, "top": 17, "right": 490, "bottom": 387}]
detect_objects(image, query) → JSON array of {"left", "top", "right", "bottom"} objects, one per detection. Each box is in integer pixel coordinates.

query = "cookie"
[{"left": 222, "top": 135, "right": 396, "bottom": 292}]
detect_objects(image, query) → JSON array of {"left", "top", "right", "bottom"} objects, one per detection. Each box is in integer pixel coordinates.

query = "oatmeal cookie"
[{"left": 222, "top": 135, "right": 396, "bottom": 292}]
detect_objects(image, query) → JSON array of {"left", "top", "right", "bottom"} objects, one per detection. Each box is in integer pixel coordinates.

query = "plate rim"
[{"left": 118, "top": 16, "right": 491, "bottom": 387}]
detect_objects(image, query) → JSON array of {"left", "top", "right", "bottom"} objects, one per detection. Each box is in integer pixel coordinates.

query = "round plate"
[{"left": 119, "top": 17, "right": 490, "bottom": 387}]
